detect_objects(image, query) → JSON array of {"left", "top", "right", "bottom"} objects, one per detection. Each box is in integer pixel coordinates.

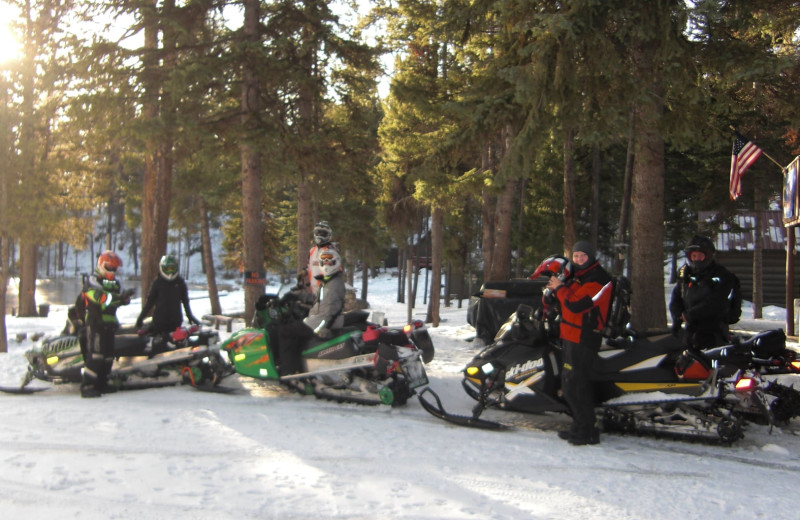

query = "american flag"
[{"left": 729, "top": 133, "right": 763, "bottom": 200}]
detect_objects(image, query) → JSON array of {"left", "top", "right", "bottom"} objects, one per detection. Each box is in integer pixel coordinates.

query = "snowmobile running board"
[
  {"left": 418, "top": 387, "right": 510, "bottom": 430},
  {"left": 279, "top": 353, "right": 377, "bottom": 381}
]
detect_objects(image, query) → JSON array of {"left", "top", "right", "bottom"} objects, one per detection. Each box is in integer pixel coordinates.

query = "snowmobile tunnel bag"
[{"left": 467, "top": 279, "right": 546, "bottom": 344}]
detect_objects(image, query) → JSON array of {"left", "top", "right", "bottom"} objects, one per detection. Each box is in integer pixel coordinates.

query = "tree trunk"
[
  {"left": 426, "top": 206, "right": 443, "bottom": 326},
  {"left": 199, "top": 197, "right": 221, "bottom": 316},
  {"left": 18, "top": 242, "right": 37, "bottom": 316},
  {"left": 563, "top": 128, "right": 576, "bottom": 252},
  {"left": 297, "top": 182, "right": 312, "bottom": 272},
  {"left": 590, "top": 144, "right": 601, "bottom": 244},
  {"left": 481, "top": 142, "right": 495, "bottom": 282},
  {"left": 140, "top": 2, "right": 161, "bottom": 298},
  {"left": 613, "top": 108, "right": 636, "bottom": 276},
  {"left": 630, "top": 101, "right": 667, "bottom": 331},
  {"left": 241, "top": 0, "right": 264, "bottom": 323},
  {"left": 489, "top": 179, "right": 515, "bottom": 282}
]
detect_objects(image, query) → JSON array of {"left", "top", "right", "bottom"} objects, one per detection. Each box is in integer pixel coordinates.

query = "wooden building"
[{"left": 698, "top": 211, "right": 797, "bottom": 307}]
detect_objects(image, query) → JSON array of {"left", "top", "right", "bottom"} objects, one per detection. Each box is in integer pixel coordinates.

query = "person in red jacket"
[{"left": 546, "top": 240, "right": 613, "bottom": 445}]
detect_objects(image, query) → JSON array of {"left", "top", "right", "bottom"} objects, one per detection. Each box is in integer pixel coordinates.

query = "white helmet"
[
  {"left": 318, "top": 247, "right": 341, "bottom": 278},
  {"left": 313, "top": 221, "right": 333, "bottom": 246}
]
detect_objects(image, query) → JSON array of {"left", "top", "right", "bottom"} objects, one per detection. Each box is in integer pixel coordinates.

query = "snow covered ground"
[{"left": 1, "top": 272, "right": 799, "bottom": 520}]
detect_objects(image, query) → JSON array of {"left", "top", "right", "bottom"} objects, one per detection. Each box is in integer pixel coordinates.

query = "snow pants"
[
  {"left": 276, "top": 320, "right": 315, "bottom": 376},
  {"left": 561, "top": 336, "right": 600, "bottom": 440},
  {"left": 81, "top": 323, "right": 116, "bottom": 394}
]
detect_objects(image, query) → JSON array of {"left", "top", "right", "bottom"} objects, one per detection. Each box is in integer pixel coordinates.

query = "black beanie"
[{"left": 571, "top": 240, "right": 596, "bottom": 268}]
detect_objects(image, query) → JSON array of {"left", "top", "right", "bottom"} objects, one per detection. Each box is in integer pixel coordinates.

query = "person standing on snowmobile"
[
  {"left": 278, "top": 247, "right": 346, "bottom": 376},
  {"left": 669, "top": 235, "right": 742, "bottom": 349},
  {"left": 79, "top": 250, "right": 132, "bottom": 398},
  {"left": 136, "top": 255, "right": 200, "bottom": 335},
  {"left": 546, "top": 241, "right": 613, "bottom": 445},
  {"left": 307, "top": 221, "right": 341, "bottom": 295}
]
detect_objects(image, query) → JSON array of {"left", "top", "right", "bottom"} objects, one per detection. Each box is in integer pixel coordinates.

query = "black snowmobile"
[
  {"left": 2, "top": 318, "right": 234, "bottom": 394},
  {"left": 420, "top": 276, "right": 795, "bottom": 444},
  {"left": 222, "top": 289, "right": 434, "bottom": 406}
]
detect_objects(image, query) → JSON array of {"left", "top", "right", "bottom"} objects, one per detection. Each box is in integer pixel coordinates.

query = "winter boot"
[{"left": 80, "top": 384, "right": 102, "bottom": 398}]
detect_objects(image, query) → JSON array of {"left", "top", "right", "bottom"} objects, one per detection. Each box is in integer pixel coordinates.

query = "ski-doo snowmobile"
[
  {"left": 2, "top": 323, "right": 234, "bottom": 394},
  {"left": 222, "top": 290, "right": 434, "bottom": 406},
  {"left": 420, "top": 264, "right": 792, "bottom": 443}
]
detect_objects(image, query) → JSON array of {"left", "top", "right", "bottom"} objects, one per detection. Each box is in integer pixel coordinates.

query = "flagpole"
[{"left": 729, "top": 125, "right": 785, "bottom": 171}]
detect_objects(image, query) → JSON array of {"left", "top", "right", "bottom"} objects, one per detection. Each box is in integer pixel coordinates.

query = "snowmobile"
[
  {"left": 222, "top": 290, "right": 434, "bottom": 406},
  {"left": 1, "top": 322, "right": 235, "bottom": 394},
  {"left": 420, "top": 276, "right": 794, "bottom": 444}
]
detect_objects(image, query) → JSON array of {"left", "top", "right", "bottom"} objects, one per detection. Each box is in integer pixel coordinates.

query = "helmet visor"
[
  {"left": 320, "top": 252, "right": 336, "bottom": 265},
  {"left": 162, "top": 264, "right": 178, "bottom": 275}
]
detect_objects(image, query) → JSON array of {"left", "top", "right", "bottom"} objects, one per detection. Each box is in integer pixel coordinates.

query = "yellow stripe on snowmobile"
[
  {"left": 46, "top": 356, "right": 59, "bottom": 365},
  {"left": 614, "top": 382, "right": 701, "bottom": 392}
]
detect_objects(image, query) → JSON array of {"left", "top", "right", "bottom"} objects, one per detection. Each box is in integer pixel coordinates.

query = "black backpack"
[{"left": 603, "top": 276, "right": 632, "bottom": 339}]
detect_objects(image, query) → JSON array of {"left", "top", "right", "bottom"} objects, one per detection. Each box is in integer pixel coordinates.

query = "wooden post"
[
  {"left": 786, "top": 226, "right": 795, "bottom": 337},
  {"left": 406, "top": 258, "right": 413, "bottom": 323}
]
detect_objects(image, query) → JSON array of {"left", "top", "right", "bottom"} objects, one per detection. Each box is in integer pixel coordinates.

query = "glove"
[
  {"left": 670, "top": 321, "right": 681, "bottom": 338},
  {"left": 316, "top": 327, "right": 331, "bottom": 339},
  {"left": 137, "top": 328, "right": 148, "bottom": 336}
]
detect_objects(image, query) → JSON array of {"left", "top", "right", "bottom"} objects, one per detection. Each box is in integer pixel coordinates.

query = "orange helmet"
[{"left": 97, "top": 250, "right": 122, "bottom": 280}]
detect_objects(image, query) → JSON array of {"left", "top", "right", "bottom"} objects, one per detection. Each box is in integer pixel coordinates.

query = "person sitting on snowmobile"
[
  {"left": 278, "top": 247, "right": 346, "bottom": 376},
  {"left": 546, "top": 241, "right": 613, "bottom": 445},
  {"left": 307, "top": 221, "right": 341, "bottom": 295},
  {"left": 669, "top": 235, "right": 742, "bottom": 350},
  {"left": 79, "top": 250, "right": 133, "bottom": 398},
  {"left": 136, "top": 255, "right": 200, "bottom": 335}
]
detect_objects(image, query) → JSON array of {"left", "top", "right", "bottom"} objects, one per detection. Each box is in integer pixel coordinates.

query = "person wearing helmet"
[
  {"left": 307, "top": 221, "right": 341, "bottom": 294},
  {"left": 277, "top": 246, "right": 346, "bottom": 376},
  {"left": 136, "top": 255, "right": 200, "bottom": 335},
  {"left": 669, "top": 235, "right": 742, "bottom": 349},
  {"left": 78, "top": 250, "right": 133, "bottom": 398},
  {"left": 545, "top": 240, "right": 613, "bottom": 445}
]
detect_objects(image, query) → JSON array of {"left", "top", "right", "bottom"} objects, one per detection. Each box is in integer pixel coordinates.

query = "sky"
[{"left": 1, "top": 270, "right": 800, "bottom": 519}]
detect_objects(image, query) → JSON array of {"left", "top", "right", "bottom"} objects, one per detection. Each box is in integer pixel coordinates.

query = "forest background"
[{"left": 1, "top": 0, "right": 800, "bottom": 353}]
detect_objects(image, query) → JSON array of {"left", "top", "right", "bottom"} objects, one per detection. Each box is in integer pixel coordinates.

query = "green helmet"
[{"left": 159, "top": 255, "right": 179, "bottom": 280}]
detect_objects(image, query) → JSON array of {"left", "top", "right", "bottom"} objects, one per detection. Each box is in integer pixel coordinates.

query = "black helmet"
[
  {"left": 313, "top": 221, "right": 333, "bottom": 246},
  {"left": 684, "top": 235, "right": 715, "bottom": 273}
]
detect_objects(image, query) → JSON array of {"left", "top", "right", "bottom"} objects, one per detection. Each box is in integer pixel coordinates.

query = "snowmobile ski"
[
  {"left": 0, "top": 385, "right": 50, "bottom": 395},
  {"left": 418, "top": 387, "right": 510, "bottom": 430}
]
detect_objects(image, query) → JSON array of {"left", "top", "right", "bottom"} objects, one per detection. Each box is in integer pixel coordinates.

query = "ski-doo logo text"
[{"left": 506, "top": 359, "right": 544, "bottom": 380}]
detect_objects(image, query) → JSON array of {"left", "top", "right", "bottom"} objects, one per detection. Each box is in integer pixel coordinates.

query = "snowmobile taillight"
[
  {"left": 403, "top": 320, "right": 425, "bottom": 334},
  {"left": 362, "top": 325, "right": 380, "bottom": 343},
  {"left": 172, "top": 327, "right": 189, "bottom": 342},
  {"left": 734, "top": 377, "right": 757, "bottom": 391}
]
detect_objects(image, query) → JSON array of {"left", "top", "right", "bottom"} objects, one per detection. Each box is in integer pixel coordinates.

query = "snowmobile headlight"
[
  {"left": 234, "top": 353, "right": 246, "bottom": 362},
  {"left": 46, "top": 355, "right": 59, "bottom": 365},
  {"left": 791, "top": 361, "right": 800, "bottom": 372},
  {"left": 481, "top": 362, "right": 494, "bottom": 375},
  {"left": 466, "top": 366, "right": 480, "bottom": 376}
]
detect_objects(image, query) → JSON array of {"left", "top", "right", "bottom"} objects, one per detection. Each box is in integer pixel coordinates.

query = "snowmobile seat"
[
  {"left": 738, "top": 329, "right": 786, "bottom": 358},
  {"left": 343, "top": 310, "right": 370, "bottom": 327}
]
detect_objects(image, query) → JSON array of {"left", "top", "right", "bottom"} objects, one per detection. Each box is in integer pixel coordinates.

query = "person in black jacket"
[
  {"left": 669, "top": 235, "right": 742, "bottom": 349},
  {"left": 136, "top": 255, "right": 200, "bottom": 334}
]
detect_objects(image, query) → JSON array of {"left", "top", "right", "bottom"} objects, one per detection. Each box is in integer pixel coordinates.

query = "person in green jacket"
[{"left": 77, "top": 250, "right": 132, "bottom": 398}]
